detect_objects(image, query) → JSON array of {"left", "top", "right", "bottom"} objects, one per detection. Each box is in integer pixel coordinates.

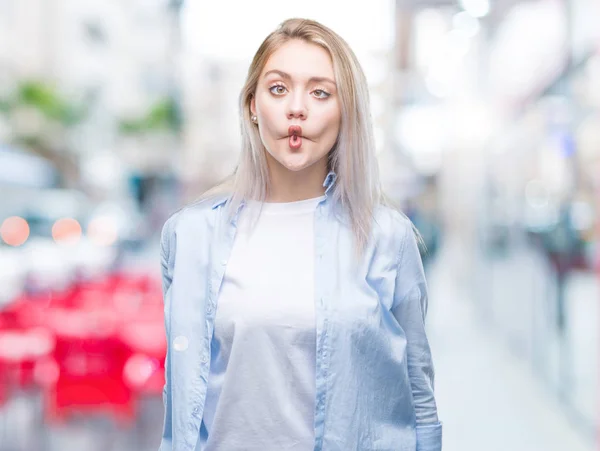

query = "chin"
[
  {"left": 276, "top": 153, "right": 317, "bottom": 172},
  {"left": 280, "top": 159, "right": 313, "bottom": 172}
]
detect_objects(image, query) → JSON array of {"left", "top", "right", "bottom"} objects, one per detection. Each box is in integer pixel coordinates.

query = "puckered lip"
[{"left": 288, "top": 125, "right": 303, "bottom": 137}]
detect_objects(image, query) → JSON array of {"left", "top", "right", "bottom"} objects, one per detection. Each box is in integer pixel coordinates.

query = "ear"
[{"left": 250, "top": 96, "right": 256, "bottom": 116}]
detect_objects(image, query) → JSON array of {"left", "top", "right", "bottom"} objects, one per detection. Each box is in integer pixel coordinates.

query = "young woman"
[{"left": 159, "top": 18, "right": 442, "bottom": 451}]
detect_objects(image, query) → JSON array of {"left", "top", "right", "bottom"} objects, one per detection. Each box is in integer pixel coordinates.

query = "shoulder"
[
  {"left": 160, "top": 193, "right": 230, "bottom": 251},
  {"left": 373, "top": 204, "right": 414, "bottom": 240},
  {"left": 370, "top": 203, "right": 421, "bottom": 260}
]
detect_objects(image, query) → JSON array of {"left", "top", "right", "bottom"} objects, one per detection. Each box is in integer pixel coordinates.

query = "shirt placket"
[
  {"left": 313, "top": 197, "right": 332, "bottom": 451},
  {"left": 190, "top": 204, "right": 239, "bottom": 449}
]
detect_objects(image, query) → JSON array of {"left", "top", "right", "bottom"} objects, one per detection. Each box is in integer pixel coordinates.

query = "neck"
[{"left": 265, "top": 155, "right": 328, "bottom": 203}]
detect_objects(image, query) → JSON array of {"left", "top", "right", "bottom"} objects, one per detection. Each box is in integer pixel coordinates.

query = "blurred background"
[{"left": 0, "top": 0, "right": 598, "bottom": 450}]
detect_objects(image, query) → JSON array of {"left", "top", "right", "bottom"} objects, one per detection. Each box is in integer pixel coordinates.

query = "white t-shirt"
[{"left": 197, "top": 195, "right": 324, "bottom": 451}]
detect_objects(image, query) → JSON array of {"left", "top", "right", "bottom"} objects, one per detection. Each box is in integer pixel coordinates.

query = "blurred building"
[
  {"left": 389, "top": 0, "right": 600, "bottom": 440},
  {"left": 0, "top": 0, "right": 183, "bottom": 200}
]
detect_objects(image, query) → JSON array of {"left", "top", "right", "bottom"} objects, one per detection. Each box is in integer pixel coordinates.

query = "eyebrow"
[{"left": 263, "top": 69, "right": 336, "bottom": 86}]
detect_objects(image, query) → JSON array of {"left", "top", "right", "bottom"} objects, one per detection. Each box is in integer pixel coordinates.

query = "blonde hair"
[{"left": 201, "top": 18, "right": 409, "bottom": 255}]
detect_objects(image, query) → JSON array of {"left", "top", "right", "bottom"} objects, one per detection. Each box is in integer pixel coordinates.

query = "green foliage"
[
  {"left": 0, "top": 98, "right": 10, "bottom": 114},
  {"left": 16, "top": 134, "right": 44, "bottom": 149},
  {"left": 119, "top": 97, "right": 181, "bottom": 134},
  {"left": 0, "top": 80, "right": 86, "bottom": 126}
]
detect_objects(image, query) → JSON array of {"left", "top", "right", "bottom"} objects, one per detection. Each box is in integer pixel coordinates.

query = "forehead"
[{"left": 261, "top": 40, "right": 335, "bottom": 79}]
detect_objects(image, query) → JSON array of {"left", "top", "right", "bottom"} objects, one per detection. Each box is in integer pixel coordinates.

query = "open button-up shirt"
[{"left": 159, "top": 172, "right": 443, "bottom": 451}]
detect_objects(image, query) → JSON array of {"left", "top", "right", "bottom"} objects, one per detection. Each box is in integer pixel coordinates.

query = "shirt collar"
[
  {"left": 211, "top": 195, "right": 230, "bottom": 210},
  {"left": 211, "top": 170, "right": 337, "bottom": 210},
  {"left": 323, "top": 170, "right": 337, "bottom": 195}
]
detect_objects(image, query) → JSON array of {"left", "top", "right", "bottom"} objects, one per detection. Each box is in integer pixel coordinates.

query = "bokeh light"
[
  {"left": 52, "top": 218, "right": 82, "bottom": 244},
  {"left": 87, "top": 216, "right": 118, "bottom": 246},
  {"left": 0, "top": 216, "right": 30, "bottom": 246}
]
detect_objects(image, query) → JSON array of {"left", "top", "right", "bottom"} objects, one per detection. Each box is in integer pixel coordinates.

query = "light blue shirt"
[{"left": 159, "top": 172, "right": 443, "bottom": 451}]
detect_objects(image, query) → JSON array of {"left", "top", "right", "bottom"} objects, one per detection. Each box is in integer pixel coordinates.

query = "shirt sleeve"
[
  {"left": 391, "top": 219, "right": 442, "bottom": 451},
  {"left": 159, "top": 214, "right": 177, "bottom": 450}
]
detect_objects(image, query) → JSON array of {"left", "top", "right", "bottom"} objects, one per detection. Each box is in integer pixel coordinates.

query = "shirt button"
[
  {"left": 207, "top": 305, "right": 214, "bottom": 315},
  {"left": 201, "top": 354, "right": 208, "bottom": 364},
  {"left": 221, "top": 259, "right": 228, "bottom": 266}
]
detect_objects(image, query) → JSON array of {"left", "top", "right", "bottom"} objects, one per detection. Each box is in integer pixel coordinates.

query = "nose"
[{"left": 286, "top": 92, "right": 307, "bottom": 120}]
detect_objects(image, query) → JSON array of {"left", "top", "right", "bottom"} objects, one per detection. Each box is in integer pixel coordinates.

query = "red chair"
[
  {"left": 0, "top": 314, "right": 55, "bottom": 390},
  {"left": 0, "top": 360, "right": 7, "bottom": 407},
  {"left": 106, "top": 271, "right": 161, "bottom": 297},
  {"left": 0, "top": 318, "right": 8, "bottom": 406},
  {"left": 43, "top": 307, "right": 135, "bottom": 425},
  {"left": 119, "top": 318, "right": 166, "bottom": 395}
]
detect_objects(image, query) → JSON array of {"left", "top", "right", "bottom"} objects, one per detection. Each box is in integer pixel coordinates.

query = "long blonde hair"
[{"left": 201, "top": 18, "right": 399, "bottom": 255}]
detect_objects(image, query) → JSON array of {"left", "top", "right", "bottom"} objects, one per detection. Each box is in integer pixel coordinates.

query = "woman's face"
[{"left": 251, "top": 39, "right": 341, "bottom": 173}]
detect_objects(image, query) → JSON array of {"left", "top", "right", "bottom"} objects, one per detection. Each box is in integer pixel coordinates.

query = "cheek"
[
  {"left": 317, "top": 107, "right": 341, "bottom": 139},
  {"left": 320, "top": 102, "right": 341, "bottom": 126},
  {"left": 257, "top": 101, "right": 283, "bottom": 137},
  {"left": 256, "top": 93, "right": 280, "bottom": 119},
  {"left": 256, "top": 103, "right": 278, "bottom": 139}
]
